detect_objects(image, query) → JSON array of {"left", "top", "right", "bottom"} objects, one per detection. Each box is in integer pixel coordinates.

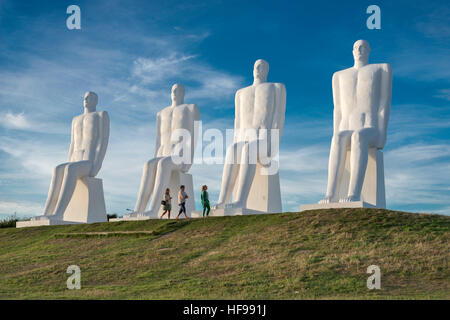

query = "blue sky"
[{"left": 0, "top": 0, "right": 449, "bottom": 218}]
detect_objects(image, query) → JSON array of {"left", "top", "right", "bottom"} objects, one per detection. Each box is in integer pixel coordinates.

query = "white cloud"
[
  {"left": 0, "top": 112, "right": 31, "bottom": 130},
  {"left": 132, "top": 54, "right": 198, "bottom": 83},
  {"left": 385, "top": 143, "right": 450, "bottom": 207},
  {"left": 415, "top": 4, "right": 450, "bottom": 41},
  {"left": 392, "top": 49, "right": 450, "bottom": 81},
  {"left": 0, "top": 138, "right": 61, "bottom": 176},
  {"left": 131, "top": 53, "right": 243, "bottom": 103},
  {"left": 435, "top": 89, "right": 450, "bottom": 101}
]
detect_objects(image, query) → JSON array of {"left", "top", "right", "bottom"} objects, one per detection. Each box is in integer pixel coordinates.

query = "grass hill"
[{"left": 0, "top": 208, "right": 448, "bottom": 299}]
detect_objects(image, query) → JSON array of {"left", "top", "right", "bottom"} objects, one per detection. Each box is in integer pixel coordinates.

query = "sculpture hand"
[
  {"left": 260, "top": 158, "right": 273, "bottom": 168},
  {"left": 376, "top": 135, "right": 386, "bottom": 149},
  {"left": 90, "top": 163, "right": 100, "bottom": 177}
]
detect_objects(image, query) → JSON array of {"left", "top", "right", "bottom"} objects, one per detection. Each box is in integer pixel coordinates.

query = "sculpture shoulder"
[
  {"left": 88, "top": 111, "right": 108, "bottom": 123},
  {"left": 85, "top": 110, "right": 108, "bottom": 118},
  {"left": 174, "top": 104, "right": 198, "bottom": 116},
  {"left": 371, "top": 62, "right": 391, "bottom": 69},
  {"left": 159, "top": 105, "right": 172, "bottom": 116},
  {"left": 72, "top": 114, "right": 82, "bottom": 123},
  {"left": 253, "top": 81, "right": 283, "bottom": 89},
  {"left": 185, "top": 103, "right": 199, "bottom": 113},
  {"left": 377, "top": 63, "right": 392, "bottom": 74},
  {"left": 239, "top": 82, "right": 286, "bottom": 92},
  {"left": 271, "top": 82, "right": 286, "bottom": 94},
  {"left": 363, "top": 63, "right": 392, "bottom": 75},
  {"left": 97, "top": 110, "right": 109, "bottom": 120},
  {"left": 236, "top": 85, "right": 252, "bottom": 97},
  {"left": 258, "top": 82, "right": 284, "bottom": 90},
  {"left": 333, "top": 68, "right": 353, "bottom": 79}
]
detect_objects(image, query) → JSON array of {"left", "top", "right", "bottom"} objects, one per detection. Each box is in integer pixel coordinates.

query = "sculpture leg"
[
  {"left": 43, "top": 163, "right": 68, "bottom": 215},
  {"left": 147, "top": 157, "right": 182, "bottom": 216},
  {"left": 231, "top": 141, "right": 257, "bottom": 208},
  {"left": 134, "top": 158, "right": 161, "bottom": 214},
  {"left": 216, "top": 142, "right": 242, "bottom": 207},
  {"left": 53, "top": 161, "right": 93, "bottom": 218},
  {"left": 320, "top": 132, "right": 351, "bottom": 203},
  {"left": 343, "top": 128, "right": 378, "bottom": 202}
]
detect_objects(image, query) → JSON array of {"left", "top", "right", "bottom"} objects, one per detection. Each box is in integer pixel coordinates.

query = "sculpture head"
[
  {"left": 253, "top": 59, "right": 269, "bottom": 83},
  {"left": 352, "top": 40, "right": 370, "bottom": 65},
  {"left": 171, "top": 83, "right": 185, "bottom": 106},
  {"left": 83, "top": 91, "right": 98, "bottom": 111}
]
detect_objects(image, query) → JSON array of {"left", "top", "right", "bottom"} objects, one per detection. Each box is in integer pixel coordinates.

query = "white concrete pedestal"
[
  {"left": 300, "top": 149, "right": 386, "bottom": 211},
  {"left": 111, "top": 171, "right": 195, "bottom": 221},
  {"left": 301, "top": 201, "right": 376, "bottom": 211},
  {"left": 193, "top": 163, "right": 282, "bottom": 218},
  {"left": 17, "top": 177, "right": 107, "bottom": 228}
]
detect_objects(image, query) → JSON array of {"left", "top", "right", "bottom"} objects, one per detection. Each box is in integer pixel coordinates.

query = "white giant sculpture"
[
  {"left": 17, "top": 92, "right": 110, "bottom": 227},
  {"left": 194, "top": 59, "right": 286, "bottom": 217},
  {"left": 120, "top": 84, "right": 199, "bottom": 220},
  {"left": 302, "top": 40, "right": 392, "bottom": 211}
]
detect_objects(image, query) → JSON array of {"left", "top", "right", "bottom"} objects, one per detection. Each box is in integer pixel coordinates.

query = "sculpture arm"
[
  {"left": 190, "top": 104, "right": 200, "bottom": 164},
  {"left": 332, "top": 72, "right": 342, "bottom": 137},
  {"left": 259, "top": 83, "right": 287, "bottom": 163},
  {"left": 377, "top": 64, "right": 392, "bottom": 149},
  {"left": 233, "top": 91, "right": 241, "bottom": 143},
  {"left": 181, "top": 104, "right": 200, "bottom": 171},
  {"left": 91, "top": 111, "right": 110, "bottom": 176},
  {"left": 270, "top": 83, "right": 286, "bottom": 142},
  {"left": 154, "top": 112, "right": 162, "bottom": 158},
  {"left": 67, "top": 118, "right": 75, "bottom": 162}
]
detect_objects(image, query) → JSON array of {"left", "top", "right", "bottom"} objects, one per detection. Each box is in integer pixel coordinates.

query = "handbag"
[{"left": 161, "top": 200, "right": 166, "bottom": 205}]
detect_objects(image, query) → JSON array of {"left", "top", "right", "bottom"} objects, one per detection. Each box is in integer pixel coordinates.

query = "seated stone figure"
[
  {"left": 25, "top": 92, "right": 110, "bottom": 225},
  {"left": 319, "top": 40, "right": 392, "bottom": 207},
  {"left": 213, "top": 59, "right": 286, "bottom": 214},
  {"left": 125, "top": 84, "right": 199, "bottom": 219}
]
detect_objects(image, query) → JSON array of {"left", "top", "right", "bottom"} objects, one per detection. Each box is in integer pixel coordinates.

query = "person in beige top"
[{"left": 176, "top": 185, "right": 189, "bottom": 219}]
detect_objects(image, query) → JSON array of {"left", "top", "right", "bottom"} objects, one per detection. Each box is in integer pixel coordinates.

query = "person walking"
[
  {"left": 201, "top": 185, "right": 210, "bottom": 217},
  {"left": 176, "top": 185, "right": 189, "bottom": 219},
  {"left": 160, "top": 188, "right": 172, "bottom": 219}
]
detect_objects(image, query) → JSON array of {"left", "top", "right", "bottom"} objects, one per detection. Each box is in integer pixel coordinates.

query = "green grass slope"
[{"left": 0, "top": 208, "right": 448, "bottom": 299}]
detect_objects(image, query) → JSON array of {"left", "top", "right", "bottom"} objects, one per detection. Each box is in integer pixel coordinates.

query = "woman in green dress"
[{"left": 201, "top": 185, "right": 210, "bottom": 217}]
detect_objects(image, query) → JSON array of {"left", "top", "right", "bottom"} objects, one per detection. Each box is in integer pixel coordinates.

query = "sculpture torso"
[
  {"left": 156, "top": 104, "right": 197, "bottom": 158},
  {"left": 335, "top": 63, "right": 388, "bottom": 132},
  {"left": 71, "top": 111, "right": 104, "bottom": 163},
  {"left": 236, "top": 82, "right": 284, "bottom": 141}
]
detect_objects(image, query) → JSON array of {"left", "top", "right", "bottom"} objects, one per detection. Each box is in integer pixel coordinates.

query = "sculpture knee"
[
  {"left": 64, "top": 163, "right": 85, "bottom": 178},
  {"left": 64, "top": 164, "right": 75, "bottom": 177},
  {"left": 225, "top": 143, "right": 239, "bottom": 163},
  {"left": 351, "top": 131, "right": 368, "bottom": 148},
  {"left": 144, "top": 159, "right": 157, "bottom": 170},
  {"left": 157, "top": 157, "right": 173, "bottom": 171},
  {"left": 54, "top": 164, "right": 64, "bottom": 174},
  {"left": 332, "top": 132, "right": 347, "bottom": 146},
  {"left": 242, "top": 141, "right": 256, "bottom": 156},
  {"left": 227, "top": 142, "right": 241, "bottom": 154}
]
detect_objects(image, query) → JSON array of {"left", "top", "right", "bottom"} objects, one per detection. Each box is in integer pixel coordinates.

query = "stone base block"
[
  {"left": 17, "top": 177, "right": 107, "bottom": 228},
  {"left": 300, "top": 201, "right": 376, "bottom": 211}
]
